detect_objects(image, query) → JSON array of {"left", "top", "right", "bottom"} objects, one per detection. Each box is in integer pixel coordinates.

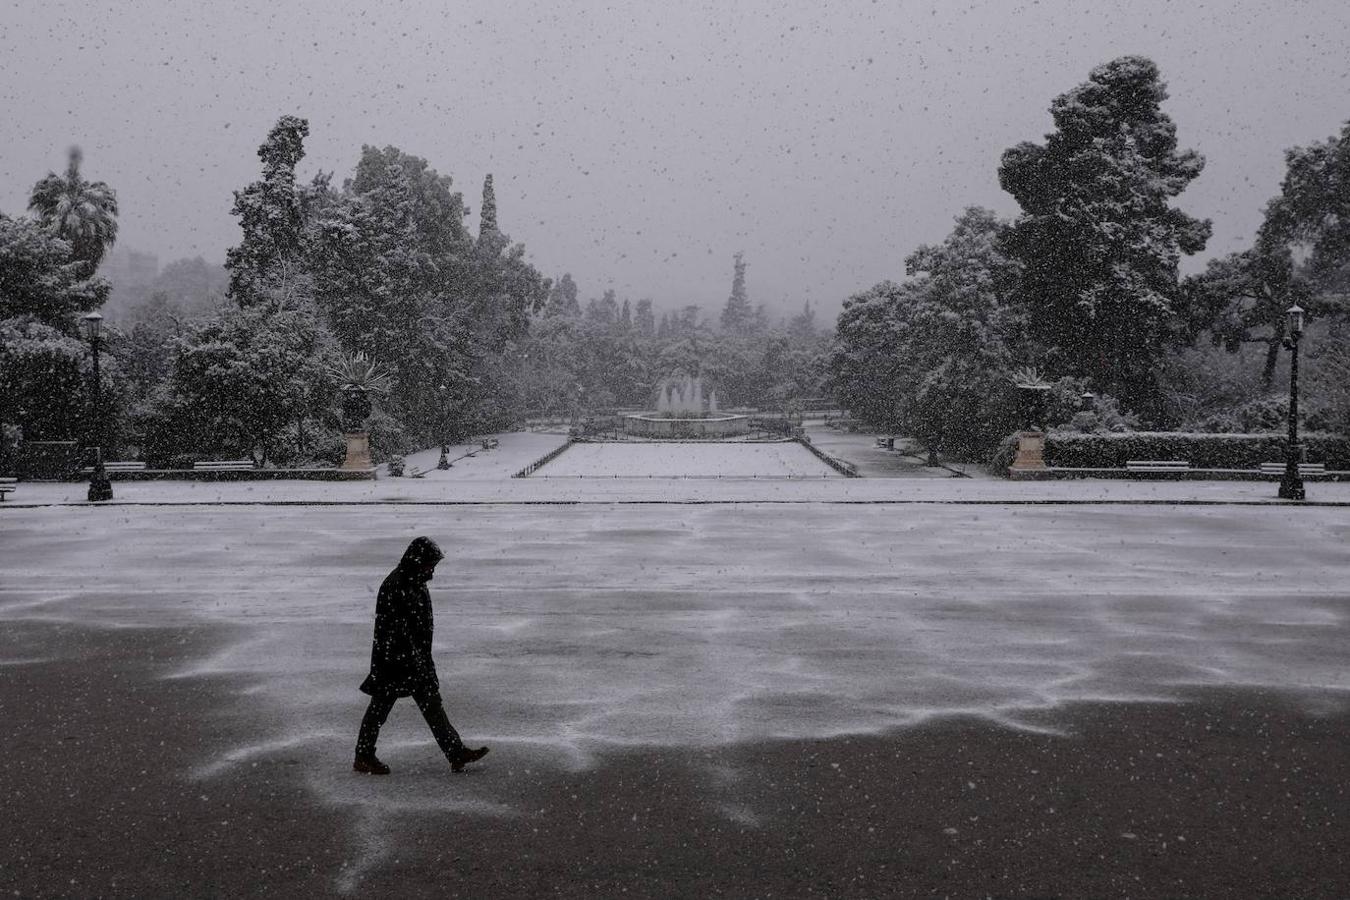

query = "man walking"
[{"left": 354, "top": 536, "right": 489, "bottom": 775}]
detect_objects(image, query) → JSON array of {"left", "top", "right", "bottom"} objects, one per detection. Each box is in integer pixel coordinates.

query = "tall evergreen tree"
[
  {"left": 788, "top": 300, "right": 817, "bottom": 342},
  {"left": 310, "top": 162, "right": 429, "bottom": 366},
  {"left": 585, "top": 289, "right": 619, "bottom": 326},
  {"left": 720, "top": 252, "right": 752, "bottom": 333},
  {"left": 634, "top": 298, "right": 656, "bottom": 337},
  {"left": 474, "top": 173, "right": 508, "bottom": 262},
  {"left": 999, "top": 56, "right": 1210, "bottom": 419},
  {"left": 348, "top": 145, "right": 470, "bottom": 262},
  {"left": 545, "top": 273, "right": 581, "bottom": 317},
  {"left": 225, "top": 116, "right": 310, "bottom": 309},
  {"left": 479, "top": 173, "right": 498, "bottom": 239}
]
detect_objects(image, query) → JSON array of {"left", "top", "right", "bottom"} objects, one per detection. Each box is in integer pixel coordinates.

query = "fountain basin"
[{"left": 622, "top": 414, "right": 750, "bottom": 439}]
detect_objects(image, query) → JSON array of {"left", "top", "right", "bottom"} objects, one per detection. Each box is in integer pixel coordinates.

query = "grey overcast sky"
[{"left": 3, "top": 0, "right": 1348, "bottom": 318}]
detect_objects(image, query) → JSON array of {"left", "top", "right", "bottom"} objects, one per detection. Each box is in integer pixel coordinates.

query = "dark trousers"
[{"left": 356, "top": 689, "right": 465, "bottom": 760}]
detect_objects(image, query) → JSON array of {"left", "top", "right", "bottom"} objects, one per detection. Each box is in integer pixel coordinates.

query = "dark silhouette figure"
[{"left": 354, "top": 537, "right": 489, "bottom": 775}]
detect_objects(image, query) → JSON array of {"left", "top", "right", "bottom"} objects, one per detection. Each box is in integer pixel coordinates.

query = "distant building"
[
  {"left": 97, "top": 248, "right": 160, "bottom": 319},
  {"left": 100, "top": 247, "right": 159, "bottom": 289}
]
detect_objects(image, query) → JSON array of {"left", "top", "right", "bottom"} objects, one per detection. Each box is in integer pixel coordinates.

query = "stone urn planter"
[
  {"left": 329, "top": 353, "right": 390, "bottom": 474},
  {"left": 340, "top": 387, "right": 373, "bottom": 471},
  {"left": 1009, "top": 368, "right": 1052, "bottom": 473}
]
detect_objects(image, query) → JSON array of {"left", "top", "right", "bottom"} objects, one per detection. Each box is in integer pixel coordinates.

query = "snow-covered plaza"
[
  {"left": 4, "top": 435, "right": 1350, "bottom": 894},
  {"left": 7, "top": 497, "right": 1348, "bottom": 755}
]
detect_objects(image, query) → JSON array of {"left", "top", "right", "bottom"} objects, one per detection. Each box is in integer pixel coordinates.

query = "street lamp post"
[
  {"left": 436, "top": 383, "right": 452, "bottom": 469},
  {"left": 81, "top": 312, "right": 113, "bottom": 502},
  {"left": 1278, "top": 304, "right": 1306, "bottom": 501}
]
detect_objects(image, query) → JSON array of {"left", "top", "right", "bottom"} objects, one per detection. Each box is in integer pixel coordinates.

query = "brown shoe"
[
  {"left": 353, "top": 754, "right": 391, "bottom": 775},
  {"left": 450, "top": 746, "right": 489, "bottom": 772}
]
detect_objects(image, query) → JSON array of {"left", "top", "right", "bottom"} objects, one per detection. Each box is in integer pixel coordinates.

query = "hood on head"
[{"left": 399, "top": 536, "right": 444, "bottom": 570}]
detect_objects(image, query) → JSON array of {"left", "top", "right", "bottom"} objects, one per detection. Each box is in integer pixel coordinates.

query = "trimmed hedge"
[{"left": 1044, "top": 432, "right": 1350, "bottom": 470}]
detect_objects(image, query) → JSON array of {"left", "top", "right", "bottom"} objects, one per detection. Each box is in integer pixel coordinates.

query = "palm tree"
[{"left": 28, "top": 146, "right": 119, "bottom": 273}]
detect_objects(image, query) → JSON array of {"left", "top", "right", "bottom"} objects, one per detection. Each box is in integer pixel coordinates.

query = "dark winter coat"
[{"left": 359, "top": 538, "right": 444, "bottom": 697}]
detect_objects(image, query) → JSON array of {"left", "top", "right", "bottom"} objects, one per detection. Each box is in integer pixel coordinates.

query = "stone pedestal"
[
  {"left": 342, "top": 432, "right": 372, "bottom": 471},
  {"left": 1009, "top": 431, "right": 1047, "bottom": 472}
]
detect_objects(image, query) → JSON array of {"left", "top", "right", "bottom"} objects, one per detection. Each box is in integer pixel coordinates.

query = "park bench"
[
  {"left": 1259, "top": 462, "right": 1327, "bottom": 476},
  {"left": 1125, "top": 459, "right": 1191, "bottom": 472},
  {"left": 0, "top": 477, "right": 16, "bottom": 501},
  {"left": 874, "top": 436, "right": 895, "bottom": 450},
  {"left": 193, "top": 460, "right": 255, "bottom": 471},
  {"left": 480, "top": 438, "right": 500, "bottom": 451},
  {"left": 80, "top": 461, "right": 147, "bottom": 474}
]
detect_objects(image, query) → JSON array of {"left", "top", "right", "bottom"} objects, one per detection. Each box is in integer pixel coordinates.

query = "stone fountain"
[{"left": 623, "top": 375, "right": 749, "bottom": 439}]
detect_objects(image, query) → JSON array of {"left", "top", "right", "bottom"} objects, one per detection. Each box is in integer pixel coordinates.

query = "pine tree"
[
  {"left": 620, "top": 298, "right": 632, "bottom": 330},
  {"left": 999, "top": 57, "right": 1210, "bottom": 420}
]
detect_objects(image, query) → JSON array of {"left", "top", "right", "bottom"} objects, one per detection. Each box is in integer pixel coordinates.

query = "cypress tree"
[
  {"left": 479, "top": 173, "right": 498, "bottom": 238},
  {"left": 720, "top": 252, "right": 752, "bottom": 333}
]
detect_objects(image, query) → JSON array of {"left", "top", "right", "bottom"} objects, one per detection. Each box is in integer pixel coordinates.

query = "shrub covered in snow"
[{"left": 1045, "top": 432, "right": 1350, "bottom": 470}]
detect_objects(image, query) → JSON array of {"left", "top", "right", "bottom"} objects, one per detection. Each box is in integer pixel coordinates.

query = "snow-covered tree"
[
  {"left": 545, "top": 273, "right": 581, "bottom": 317},
  {"left": 478, "top": 173, "right": 498, "bottom": 240},
  {"left": 0, "top": 317, "right": 101, "bottom": 442},
  {"left": 148, "top": 305, "right": 334, "bottom": 464},
  {"left": 999, "top": 56, "right": 1211, "bottom": 420},
  {"left": 1184, "top": 236, "right": 1314, "bottom": 388},
  {"left": 720, "top": 252, "right": 752, "bottom": 333},
  {"left": 0, "top": 213, "right": 108, "bottom": 326},
  {"left": 27, "top": 146, "right": 119, "bottom": 274},
  {"left": 634, "top": 298, "right": 655, "bottom": 337},
  {"left": 347, "top": 145, "right": 471, "bottom": 263},
  {"left": 226, "top": 116, "right": 310, "bottom": 309},
  {"left": 831, "top": 208, "right": 1027, "bottom": 455},
  {"left": 788, "top": 301, "right": 816, "bottom": 342},
  {"left": 585, "top": 289, "right": 619, "bottom": 327},
  {"left": 1265, "top": 121, "right": 1350, "bottom": 292}
]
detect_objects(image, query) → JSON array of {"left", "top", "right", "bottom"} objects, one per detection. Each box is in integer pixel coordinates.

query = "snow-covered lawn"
[{"left": 534, "top": 441, "right": 841, "bottom": 478}]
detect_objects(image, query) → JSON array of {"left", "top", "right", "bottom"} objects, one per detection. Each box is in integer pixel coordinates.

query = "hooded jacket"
[{"left": 359, "top": 537, "right": 445, "bottom": 697}]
